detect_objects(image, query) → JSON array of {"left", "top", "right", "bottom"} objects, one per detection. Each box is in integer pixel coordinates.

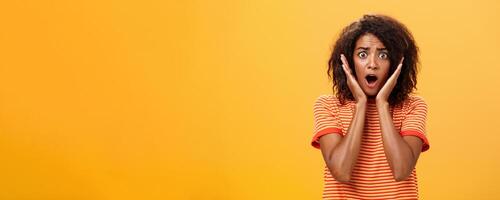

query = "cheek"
[
  {"left": 353, "top": 59, "right": 364, "bottom": 76},
  {"left": 379, "top": 59, "right": 390, "bottom": 69},
  {"left": 354, "top": 67, "right": 365, "bottom": 81},
  {"left": 380, "top": 65, "right": 391, "bottom": 80}
]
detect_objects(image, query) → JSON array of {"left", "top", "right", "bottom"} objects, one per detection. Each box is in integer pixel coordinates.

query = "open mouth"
[{"left": 365, "top": 74, "right": 378, "bottom": 88}]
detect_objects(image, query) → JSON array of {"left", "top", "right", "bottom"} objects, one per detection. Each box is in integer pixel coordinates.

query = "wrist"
[
  {"left": 376, "top": 100, "right": 389, "bottom": 110},
  {"left": 356, "top": 96, "right": 367, "bottom": 103},
  {"left": 355, "top": 99, "right": 367, "bottom": 109},
  {"left": 356, "top": 98, "right": 367, "bottom": 105}
]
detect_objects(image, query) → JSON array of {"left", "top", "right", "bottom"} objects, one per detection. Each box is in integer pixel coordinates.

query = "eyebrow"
[{"left": 356, "top": 47, "right": 388, "bottom": 51}]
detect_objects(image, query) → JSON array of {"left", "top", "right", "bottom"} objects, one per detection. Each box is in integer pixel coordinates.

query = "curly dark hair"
[{"left": 328, "top": 14, "right": 419, "bottom": 106}]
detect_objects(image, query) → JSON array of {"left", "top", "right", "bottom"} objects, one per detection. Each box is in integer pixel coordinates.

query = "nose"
[{"left": 367, "top": 54, "right": 378, "bottom": 70}]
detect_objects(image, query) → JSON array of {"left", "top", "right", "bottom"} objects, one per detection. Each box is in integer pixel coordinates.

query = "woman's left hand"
[{"left": 376, "top": 57, "right": 404, "bottom": 104}]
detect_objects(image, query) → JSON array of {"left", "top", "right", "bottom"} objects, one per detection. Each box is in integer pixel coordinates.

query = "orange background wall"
[{"left": 0, "top": 0, "right": 499, "bottom": 199}]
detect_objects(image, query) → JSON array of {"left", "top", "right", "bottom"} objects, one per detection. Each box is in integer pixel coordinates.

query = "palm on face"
[
  {"left": 340, "top": 54, "right": 366, "bottom": 102},
  {"left": 340, "top": 54, "right": 404, "bottom": 103},
  {"left": 375, "top": 58, "right": 404, "bottom": 103}
]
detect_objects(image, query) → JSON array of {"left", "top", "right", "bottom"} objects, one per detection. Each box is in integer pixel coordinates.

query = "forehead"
[{"left": 355, "top": 33, "right": 385, "bottom": 49}]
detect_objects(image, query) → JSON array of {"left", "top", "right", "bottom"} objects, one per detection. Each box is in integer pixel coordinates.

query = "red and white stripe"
[{"left": 311, "top": 95, "right": 429, "bottom": 200}]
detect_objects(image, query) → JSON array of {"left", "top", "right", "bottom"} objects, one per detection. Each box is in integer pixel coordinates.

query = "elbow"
[
  {"left": 392, "top": 168, "right": 411, "bottom": 182},
  {"left": 394, "top": 174, "right": 409, "bottom": 182},
  {"left": 333, "top": 173, "right": 351, "bottom": 183},
  {"left": 389, "top": 158, "right": 414, "bottom": 182},
  {"left": 327, "top": 163, "right": 352, "bottom": 183}
]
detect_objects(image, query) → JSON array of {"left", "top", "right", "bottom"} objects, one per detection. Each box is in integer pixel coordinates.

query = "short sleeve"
[
  {"left": 311, "top": 95, "right": 343, "bottom": 149},
  {"left": 400, "top": 96, "right": 430, "bottom": 152}
]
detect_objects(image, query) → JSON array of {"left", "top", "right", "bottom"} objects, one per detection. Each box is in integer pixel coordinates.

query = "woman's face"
[{"left": 353, "top": 33, "right": 391, "bottom": 97}]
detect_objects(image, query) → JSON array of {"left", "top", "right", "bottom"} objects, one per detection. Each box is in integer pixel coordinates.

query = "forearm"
[
  {"left": 327, "top": 100, "right": 366, "bottom": 182},
  {"left": 377, "top": 101, "right": 416, "bottom": 181}
]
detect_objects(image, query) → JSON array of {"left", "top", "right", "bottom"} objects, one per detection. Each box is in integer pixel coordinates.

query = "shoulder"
[
  {"left": 401, "top": 95, "right": 428, "bottom": 113},
  {"left": 407, "top": 95, "right": 427, "bottom": 107},
  {"left": 314, "top": 94, "right": 336, "bottom": 104},
  {"left": 313, "top": 94, "right": 341, "bottom": 109}
]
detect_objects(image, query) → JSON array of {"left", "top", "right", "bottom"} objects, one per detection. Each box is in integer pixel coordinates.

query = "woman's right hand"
[{"left": 340, "top": 54, "right": 366, "bottom": 103}]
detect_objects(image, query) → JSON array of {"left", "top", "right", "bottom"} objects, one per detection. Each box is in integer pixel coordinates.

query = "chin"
[{"left": 363, "top": 88, "right": 379, "bottom": 97}]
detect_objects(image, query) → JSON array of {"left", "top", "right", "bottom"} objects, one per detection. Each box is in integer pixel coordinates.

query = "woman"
[{"left": 311, "top": 14, "right": 430, "bottom": 199}]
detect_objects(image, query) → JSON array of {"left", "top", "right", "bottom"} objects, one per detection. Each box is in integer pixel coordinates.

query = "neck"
[{"left": 367, "top": 96, "right": 376, "bottom": 103}]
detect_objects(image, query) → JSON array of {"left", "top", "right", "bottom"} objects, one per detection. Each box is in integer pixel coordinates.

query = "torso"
[{"left": 321, "top": 96, "right": 420, "bottom": 200}]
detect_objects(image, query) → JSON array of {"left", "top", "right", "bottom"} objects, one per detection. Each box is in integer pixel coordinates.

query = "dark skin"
[{"left": 319, "top": 34, "right": 423, "bottom": 182}]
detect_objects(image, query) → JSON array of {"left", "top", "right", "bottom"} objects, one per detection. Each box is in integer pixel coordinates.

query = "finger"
[
  {"left": 395, "top": 65, "right": 402, "bottom": 78},
  {"left": 384, "top": 64, "right": 401, "bottom": 85},
  {"left": 390, "top": 62, "right": 403, "bottom": 81},
  {"left": 341, "top": 64, "right": 354, "bottom": 81},
  {"left": 340, "top": 54, "right": 349, "bottom": 68},
  {"left": 395, "top": 58, "right": 403, "bottom": 74},
  {"left": 341, "top": 64, "right": 352, "bottom": 80},
  {"left": 340, "top": 54, "right": 352, "bottom": 74}
]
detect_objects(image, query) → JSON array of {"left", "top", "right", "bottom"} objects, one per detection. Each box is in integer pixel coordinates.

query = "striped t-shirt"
[{"left": 311, "top": 94, "right": 430, "bottom": 200}]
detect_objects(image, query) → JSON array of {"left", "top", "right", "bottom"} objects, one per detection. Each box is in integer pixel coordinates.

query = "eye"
[
  {"left": 357, "top": 52, "right": 367, "bottom": 59},
  {"left": 379, "top": 52, "right": 388, "bottom": 59}
]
